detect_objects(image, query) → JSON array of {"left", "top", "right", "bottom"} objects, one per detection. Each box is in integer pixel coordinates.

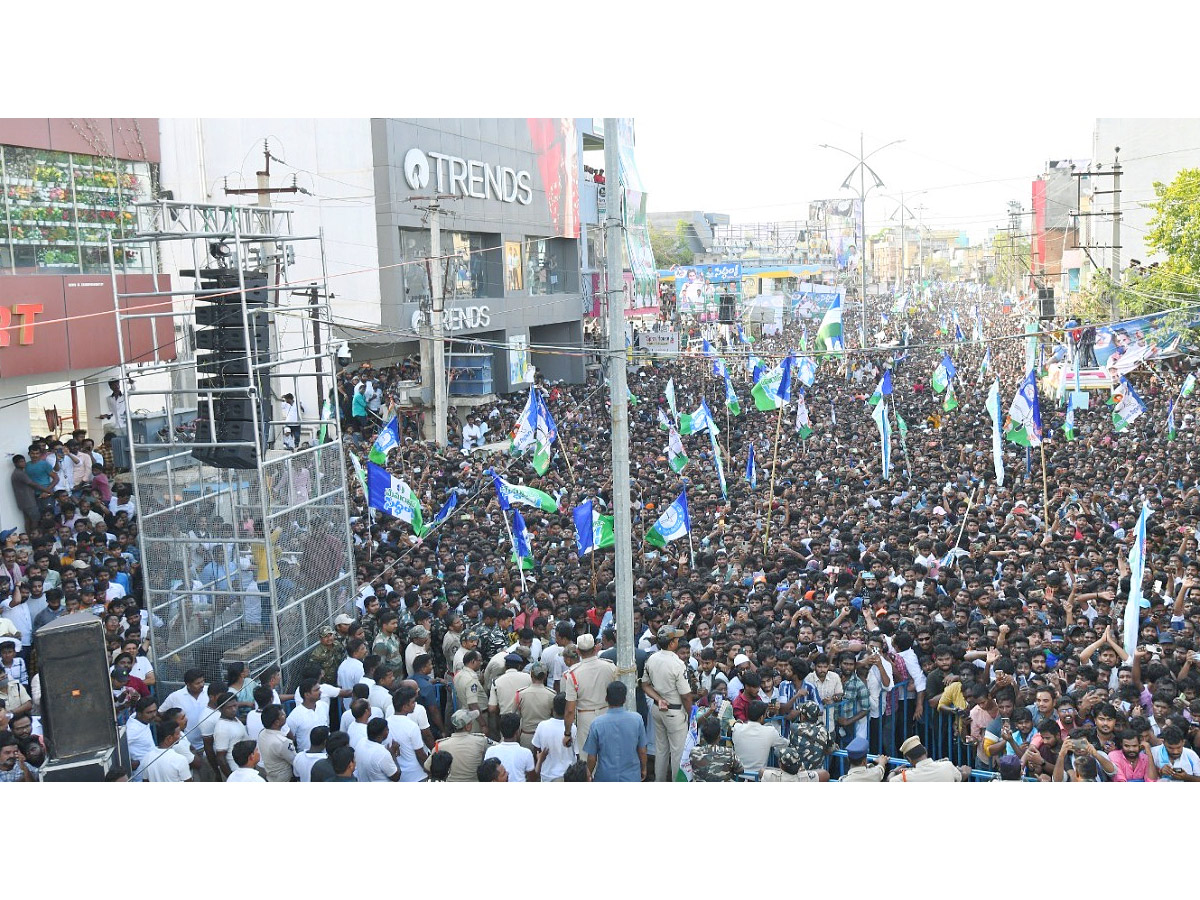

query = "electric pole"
[
  {"left": 1111, "top": 148, "right": 1122, "bottom": 319},
  {"left": 224, "top": 140, "right": 301, "bottom": 449},
  {"left": 429, "top": 199, "right": 448, "bottom": 447},
  {"left": 603, "top": 118, "right": 636, "bottom": 712},
  {"left": 407, "top": 194, "right": 456, "bottom": 445}
]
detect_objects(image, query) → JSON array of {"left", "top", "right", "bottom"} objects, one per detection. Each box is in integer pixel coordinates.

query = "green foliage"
[{"left": 649, "top": 220, "right": 694, "bottom": 268}]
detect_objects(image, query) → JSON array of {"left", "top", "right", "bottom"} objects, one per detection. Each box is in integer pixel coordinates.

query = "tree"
[{"left": 649, "top": 220, "right": 694, "bottom": 268}]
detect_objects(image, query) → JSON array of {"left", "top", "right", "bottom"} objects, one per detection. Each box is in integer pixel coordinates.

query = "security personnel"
[
  {"left": 426, "top": 709, "right": 492, "bottom": 781},
  {"left": 641, "top": 625, "right": 693, "bottom": 782},
  {"left": 689, "top": 716, "right": 743, "bottom": 781},
  {"left": 887, "top": 735, "right": 972, "bottom": 782},
  {"left": 562, "top": 633, "right": 617, "bottom": 749},
  {"left": 308, "top": 626, "right": 345, "bottom": 685},
  {"left": 453, "top": 650, "right": 485, "bottom": 733},
  {"left": 488, "top": 653, "right": 532, "bottom": 737},
  {"left": 839, "top": 736, "right": 888, "bottom": 782},
  {"left": 515, "top": 663, "right": 556, "bottom": 750}
]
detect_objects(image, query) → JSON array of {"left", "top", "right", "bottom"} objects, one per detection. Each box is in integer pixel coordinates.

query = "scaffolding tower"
[{"left": 108, "top": 200, "right": 355, "bottom": 694}]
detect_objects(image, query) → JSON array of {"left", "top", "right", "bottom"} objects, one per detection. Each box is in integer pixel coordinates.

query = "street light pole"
[{"left": 819, "top": 134, "right": 904, "bottom": 353}]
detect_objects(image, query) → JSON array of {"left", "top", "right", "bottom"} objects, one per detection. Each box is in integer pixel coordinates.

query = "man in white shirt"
[
  {"left": 732, "top": 700, "right": 789, "bottom": 771},
  {"left": 293, "top": 727, "right": 329, "bottom": 782},
  {"left": 142, "top": 718, "right": 192, "bottom": 783},
  {"left": 387, "top": 686, "right": 430, "bottom": 781},
  {"left": 346, "top": 699, "right": 373, "bottom": 754},
  {"left": 483, "top": 712, "right": 537, "bottom": 782},
  {"left": 160, "top": 669, "right": 210, "bottom": 759},
  {"left": 126, "top": 696, "right": 158, "bottom": 782},
  {"left": 338, "top": 639, "right": 367, "bottom": 692},
  {"left": 532, "top": 692, "right": 577, "bottom": 781},
  {"left": 212, "top": 692, "right": 249, "bottom": 778},
  {"left": 863, "top": 639, "right": 894, "bottom": 755},
  {"left": 226, "top": 741, "right": 267, "bottom": 782},
  {"left": 285, "top": 678, "right": 325, "bottom": 753},
  {"left": 356, "top": 718, "right": 401, "bottom": 782}
]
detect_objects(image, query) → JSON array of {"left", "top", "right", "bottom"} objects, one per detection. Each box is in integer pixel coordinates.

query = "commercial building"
[
  {"left": 158, "top": 119, "right": 605, "bottom": 422},
  {"left": 0, "top": 118, "right": 166, "bottom": 529}
]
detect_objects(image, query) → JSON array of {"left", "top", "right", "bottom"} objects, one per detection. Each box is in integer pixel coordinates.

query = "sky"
[{"left": 634, "top": 113, "right": 1097, "bottom": 242}]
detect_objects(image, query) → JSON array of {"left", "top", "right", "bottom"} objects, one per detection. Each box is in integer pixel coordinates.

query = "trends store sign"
[{"left": 404, "top": 148, "right": 533, "bottom": 205}]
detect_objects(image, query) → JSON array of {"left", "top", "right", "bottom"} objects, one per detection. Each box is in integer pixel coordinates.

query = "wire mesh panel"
[{"left": 111, "top": 202, "right": 353, "bottom": 694}]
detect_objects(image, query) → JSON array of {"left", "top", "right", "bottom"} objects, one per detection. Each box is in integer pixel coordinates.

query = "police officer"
[
  {"left": 562, "top": 633, "right": 617, "bottom": 749},
  {"left": 887, "top": 735, "right": 972, "bottom": 782},
  {"left": 515, "top": 663, "right": 556, "bottom": 750},
  {"left": 839, "top": 736, "right": 889, "bottom": 782},
  {"left": 453, "top": 650, "right": 485, "bottom": 733},
  {"left": 488, "top": 653, "right": 532, "bottom": 738},
  {"left": 641, "top": 624, "right": 693, "bottom": 782},
  {"left": 689, "top": 716, "right": 743, "bottom": 781},
  {"left": 425, "top": 709, "right": 493, "bottom": 781}
]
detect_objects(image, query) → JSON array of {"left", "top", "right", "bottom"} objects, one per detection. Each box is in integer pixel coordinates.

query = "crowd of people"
[{"left": 5, "top": 282, "right": 1200, "bottom": 784}]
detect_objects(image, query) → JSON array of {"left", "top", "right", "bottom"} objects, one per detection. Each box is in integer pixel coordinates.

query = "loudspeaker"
[
  {"left": 1038, "top": 286, "right": 1055, "bottom": 319},
  {"left": 39, "top": 748, "right": 116, "bottom": 782},
  {"left": 34, "top": 612, "right": 118, "bottom": 761},
  {"left": 718, "top": 293, "right": 736, "bottom": 323}
]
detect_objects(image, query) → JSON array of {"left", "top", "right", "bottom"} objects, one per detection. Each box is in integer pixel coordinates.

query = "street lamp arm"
[
  {"left": 863, "top": 138, "right": 906, "bottom": 162},
  {"left": 819, "top": 143, "right": 862, "bottom": 164}
]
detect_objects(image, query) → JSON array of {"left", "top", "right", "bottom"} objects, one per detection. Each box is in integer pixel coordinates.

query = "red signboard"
[
  {"left": 1031, "top": 179, "right": 1047, "bottom": 275},
  {"left": 0, "top": 274, "right": 175, "bottom": 378}
]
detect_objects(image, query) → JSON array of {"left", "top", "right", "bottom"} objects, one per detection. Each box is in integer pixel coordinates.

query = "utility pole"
[
  {"left": 603, "top": 118, "right": 636, "bottom": 712},
  {"left": 289, "top": 283, "right": 332, "bottom": 406},
  {"left": 407, "top": 194, "right": 456, "bottom": 444},
  {"left": 224, "top": 140, "right": 301, "bottom": 449},
  {"left": 429, "top": 199, "right": 448, "bottom": 447},
  {"left": 1111, "top": 147, "right": 1122, "bottom": 320},
  {"left": 900, "top": 189, "right": 906, "bottom": 286}
]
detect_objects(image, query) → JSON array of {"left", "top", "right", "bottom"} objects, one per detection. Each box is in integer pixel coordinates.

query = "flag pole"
[
  {"left": 502, "top": 508, "right": 528, "bottom": 596},
  {"left": 1039, "top": 441, "right": 1050, "bottom": 533},
  {"left": 557, "top": 436, "right": 579, "bottom": 485},
  {"left": 764, "top": 403, "right": 784, "bottom": 555}
]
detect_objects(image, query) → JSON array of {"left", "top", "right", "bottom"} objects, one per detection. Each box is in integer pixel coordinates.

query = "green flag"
[
  {"left": 667, "top": 425, "right": 689, "bottom": 474},
  {"left": 943, "top": 381, "right": 959, "bottom": 412}
]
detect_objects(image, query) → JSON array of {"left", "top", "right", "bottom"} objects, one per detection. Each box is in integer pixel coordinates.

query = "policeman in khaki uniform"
[
  {"left": 425, "top": 709, "right": 493, "bottom": 781},
  {"left": 488, "top": 653, "right": 533, "bottom": 734},
  {"left": 562, "top": 633, "right": 617, "bottom": 749},
  {"left": 515, "top": 663, "right": 555, "bottom": 749},
  {"left": 838, "top": 736, "right": 889, "bottom": 782},
  {"left": 453, "top": 650, "right": 485, "bottom": 733},
  {"left": 887, "top": 735, "right": 972, "bottom": 782},
  {"left": 641, "top": 625, "right": 693, "bottom": 782}
]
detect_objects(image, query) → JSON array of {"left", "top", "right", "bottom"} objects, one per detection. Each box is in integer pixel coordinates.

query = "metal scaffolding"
[{"left": 108, "top": 199, "right": 355, "bottom": 694}]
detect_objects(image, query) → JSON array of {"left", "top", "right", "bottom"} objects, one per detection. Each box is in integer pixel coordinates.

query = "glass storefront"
[
  {"left": 398, "top": 227, "right": 501, "bottom": 302},
  {"left": 0, "top": 144, "right": 156, "bottom": 274}
]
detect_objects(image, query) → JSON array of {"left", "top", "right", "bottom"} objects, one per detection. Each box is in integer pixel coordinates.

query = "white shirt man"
[
  {"left": 338, "top": 654, "right": 365, "bottom": 692},
  {"left": 293, "top": 747, "right": 325, "bottom": 782},
  {"left": 532, "top": 716, "right": 578, "bottom": 781},
  {"left": 356, "top": 732, "right": 399, "bottom": 782},
  {"left": 160, "top": 682, "right": 210, "bottom": 753},
  {"left": 107, "top": 387, "right": 128, "bottom": 429},
  {"left": 126, "top": 715, "right": 156, "bottom": 781},
  {"left": 226, "top": 765, "right": 266, "bottom": 783},
  {"left": 484, "top": 738, "right": 536, "bottom": 782},
  {"left": 285, "top": 702, "right": 324, "bottom": 753},
  {"left": 732, "top": 719, "right": 789, "bottom": 771},
  {"left": 386, "top": 712, "right": 428, "bottom": 782},
  {"left": 213, "top": 715, "right": 249, "bottom": 774}
]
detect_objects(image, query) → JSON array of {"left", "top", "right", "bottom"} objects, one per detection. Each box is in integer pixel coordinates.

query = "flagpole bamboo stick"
[
  {"left": 764, "top": 403, "right": 784, "bottom": 555},
  {"left": 1040, "top": 442, "right": 1050, "bottom": 534}
]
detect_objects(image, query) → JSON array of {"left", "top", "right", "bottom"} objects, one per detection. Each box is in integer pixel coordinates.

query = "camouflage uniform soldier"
[
  {"left": 308, "top": 626, "right": 345, "bottom": 685},
  {"left": 788, "top": 700, "right": 834, "bottom": 770},
  {"left": 689, "top": 717, "right": 743, "bottom": 782},
  {"left": 476, "top": 607, "right": 509, "bottom": 664}
]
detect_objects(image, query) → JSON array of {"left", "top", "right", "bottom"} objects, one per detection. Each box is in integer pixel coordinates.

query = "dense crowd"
[{"left": 5, "top": 284, "right": 1200, "bottom": 784}]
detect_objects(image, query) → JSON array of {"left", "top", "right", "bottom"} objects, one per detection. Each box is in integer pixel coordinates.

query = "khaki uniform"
[
  {"left": 515, "top": 683, "right": 556, "bottom": 749},
  {"left": 489, "top": 669, "right": 532, "bottom": 715},
  {"left": 760, "top": 768, "right": 823, "bottom": 782},
  {"left": 453, "top": 667, "right": 485, "bottom": 732},
  {"left": 642, "top": 648, "right": 691, "bottom": 782},
  {"left": 482, "top": 651, "right": 508, "bottom": 695},
  {"left": 840, "top": 763, "right": 886, "bottom": 783},
  {"left": 563, "top": 655, "right": 617, "bottom": 748},
  {"left": 887, "top": 757, "right": 963, "bottom": 782},
  {"left": 427, "top": 731, "right": 491, "bottom": 782}
]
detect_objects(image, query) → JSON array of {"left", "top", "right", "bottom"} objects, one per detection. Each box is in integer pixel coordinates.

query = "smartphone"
[
  {"left": 710, "top": 693, "right": 724, "bottom": 708},
  {"left": 1001, "top": 717, "right": 1011, "bottom": 731}
]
